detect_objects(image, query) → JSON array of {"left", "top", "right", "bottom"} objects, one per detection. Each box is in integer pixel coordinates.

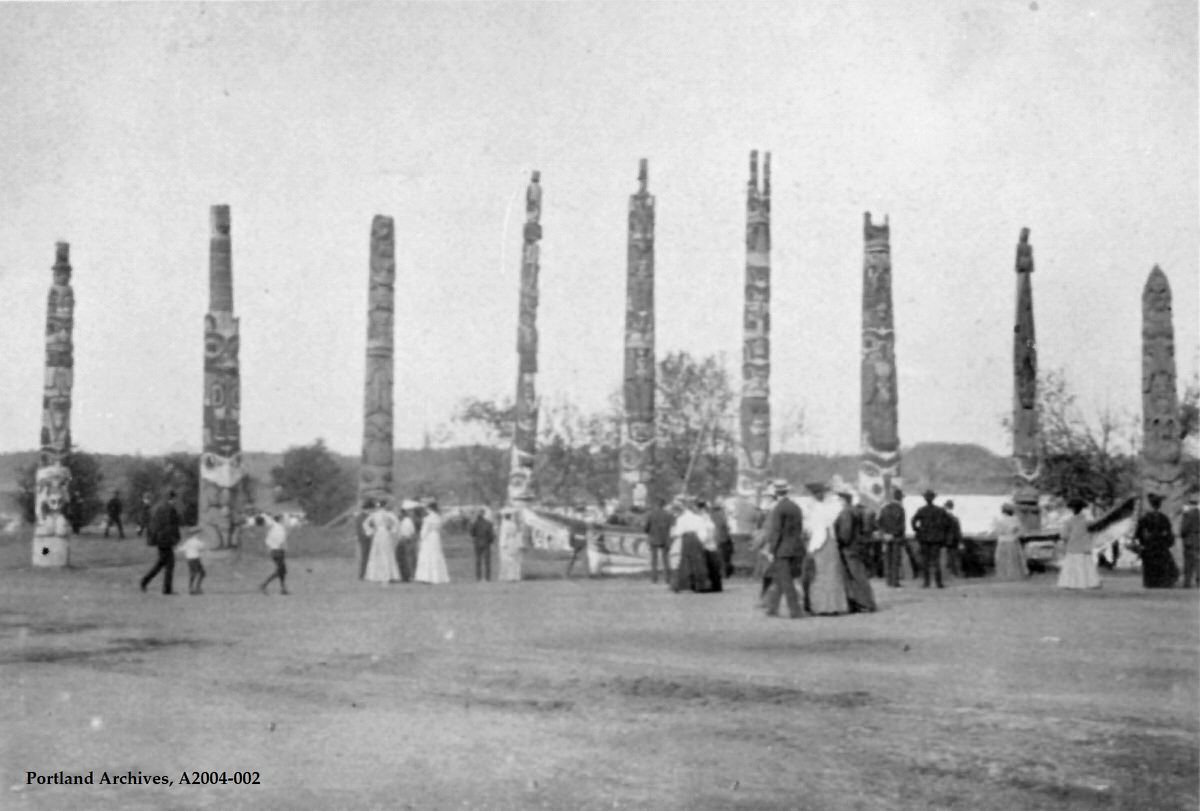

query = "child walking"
[
  {"left": 258, "top": 514, "right": 289, "bottom": 595},
  {"left": 182, "top": 530, "right": 206, "bottom": 595}
]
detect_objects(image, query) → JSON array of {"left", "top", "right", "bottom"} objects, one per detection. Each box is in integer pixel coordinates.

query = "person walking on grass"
[
  {"left": 181, "top": 529, "right": 207, "bottom": 595},
  {"left": 136, "top": 491, "right": 153, "bottom": 537},
  {"left": 259, "top": 513, "right": 289, "bottom": 595},
  {"left": 104, "top": 490, "right": 125, "bottom": 539},
  {"left": 140, "top": 491, "right": 181, "bottom": 595},
  {"left": 760, "top": 480, "right": 805, "bottom": 619}
]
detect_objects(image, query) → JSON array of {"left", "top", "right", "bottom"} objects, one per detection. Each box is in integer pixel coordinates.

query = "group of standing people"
[
  {"left": 756, "top": 480, "right": 876, "bottom": 618},
  {"left": 360, "top": 498, "right": 447, "bottom": 585},
  {"left": 638, "top": 496, "right": 734, "bottom": 593}
]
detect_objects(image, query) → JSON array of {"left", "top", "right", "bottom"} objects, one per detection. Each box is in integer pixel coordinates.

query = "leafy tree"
[
  {"left": 1002, "top": 369, "right": 1138, "bottom": 510},
  {"left": 652, "top": 351, "right": 738, "bottom": 499},
  {"left": 271, "top": 439, "right": 356, "bottom": 525}
]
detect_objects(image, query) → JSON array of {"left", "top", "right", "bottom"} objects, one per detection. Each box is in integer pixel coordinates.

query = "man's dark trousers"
[
  {"left": 920, "top": 543, "right": 943, "bottom": 588},
  {"left": 141, "top": 546, "right": 175, "bottom": 594},
  {"left": 475, "top": 545, "right": 491, "bottom": 581},
  {"left": 884, "top": 538, "right": 904, "bottom": 586},
  {"left": 649, "top": 544, "right": 671, "bottom": 584},
  {"left": 763, "top": 556, "right": 802, "bottom": 617}
]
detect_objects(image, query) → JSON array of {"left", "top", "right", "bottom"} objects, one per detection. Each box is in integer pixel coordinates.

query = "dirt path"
[{"left": 2, "top": 532, "right": 1197, "bottom": 809}]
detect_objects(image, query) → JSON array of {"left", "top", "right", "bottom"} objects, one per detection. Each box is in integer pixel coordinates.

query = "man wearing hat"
[
  {"left": 911, "top": 489, "right": 947, "bottom": 588},
  {"left": 396, "top": 500, "right": 419, "bottom": 582},
  {"left": 643, "top": 498, "right": 675, "bottom": 584},
  {"left": 761, "top": 480, "right": 805, "bottom": 618},
  {"left": 1181, "top": 489, "right": 1200, "bottom": 589}
]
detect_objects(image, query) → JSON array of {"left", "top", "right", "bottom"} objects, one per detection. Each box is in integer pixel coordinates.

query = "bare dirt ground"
[{"left": 2, "top": 527, "right": 1197, "bottom": 810}]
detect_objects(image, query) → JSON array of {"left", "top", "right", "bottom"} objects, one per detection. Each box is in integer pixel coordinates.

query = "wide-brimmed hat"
[
  {"left": 400, "top": 499, "right": 420, "bottom": 510},
  {"left": 804, "top": 482, "right": 828, "bottom": 497},
  {"left": 772, "top": 479, "right": 790, "bottom": 494},
  {"left": 922, "top": 489, "right": 936, "bottom": 500}
]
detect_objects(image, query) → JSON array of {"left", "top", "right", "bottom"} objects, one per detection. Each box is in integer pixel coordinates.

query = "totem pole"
[
  {"left": 1011, "top": 228, "right": 1041, "bottom": 532},
  {"left": 508, "top": 171, "right": 542, "bottom": 504},
  {"left": 357, "top": 215, "right": 396, "bottom": 576},
  {"left": 32, "top": 242, "right": 74, "bottom": 567},
  {"left": 619, "top": 159, "right": 656, "bottom": 511},
  {"left": 199, "top": 206, "right": 244, "bottom": 548},
  {"left": 1141, "top": 265, "right": 1183, "bottom": 556},
  {"left": 859, "top": 213, "right": 901, "bottom": 507},
  {"left": 737, "top": 151, "right": 771, "bottom": 508}
]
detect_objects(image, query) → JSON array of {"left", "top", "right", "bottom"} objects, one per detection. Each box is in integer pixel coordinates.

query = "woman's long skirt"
[
  {"left": 672, "top": 534, "right": 715, "bottom": 593},
  {"left": 1056, "top": 552, "right": 1100, "bottom": 589},
  {"left": 993, "top": 540, "right": 1029, "bottom": 581},
  {"left": 805, "top": 541, "right": 849, "bottom": 615}
]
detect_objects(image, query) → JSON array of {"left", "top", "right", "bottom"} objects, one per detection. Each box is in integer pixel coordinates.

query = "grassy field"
[{"left": 1, "top": 525, "right": 1197, "bottom": 810}]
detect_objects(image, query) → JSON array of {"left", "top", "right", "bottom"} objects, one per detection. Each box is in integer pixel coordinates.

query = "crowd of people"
[{"left": 131, "top": 480, "right": 1200, "bottom": 600}]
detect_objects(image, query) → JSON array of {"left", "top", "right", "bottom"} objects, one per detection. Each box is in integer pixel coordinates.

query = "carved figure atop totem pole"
[
  {"left": 199, "top": 205, "right": 245, "bottom": 548},
  {"left": 620, "top": 159, "right": 656, "bottom": 511},
  {"left": 33, "top": 242, "right": 74, "bottom": 567},
  {"left": 738, "top": 151, "right": 771, "bottom": 508},
  {"left": 1011, "top": 228, "right": 1041, "bottom": 532},
  {"left": 508, "top": 171, "right": 543, "bottom": 505},
  {"left": 859, "top": 212, "right": 901, "bottom": 507},
  {"left": 1141, "top": 265, "right": 1183, "bottom": 542}
]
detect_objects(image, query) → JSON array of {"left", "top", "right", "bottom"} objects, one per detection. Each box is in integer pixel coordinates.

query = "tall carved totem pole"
[
  {"left": 619, "top": 159, "right": 656, "bottom": 510},
  {"left": 737, "top": 151, "right": 771, "bottom": 507},
  {"left": 1011, "top": 228, "right": 1041, "bottom": 532},
  {"left": 508, "top": 172, "right": 542, "bottom": 504},
  {"left": 33, "top": 242, "right": 75, "bottom": 567},
  {"left": 360, "top": 215, "right": 396, "bottom": 506},
  {"left": 859, "top": 213, "right": 901, "bottom": 506},
  {"left": 199, "top": 206, "right": 244, "bottom": 548},
  {"left": 1141, "top": 265, "right": 1183, "bottom": 551}
]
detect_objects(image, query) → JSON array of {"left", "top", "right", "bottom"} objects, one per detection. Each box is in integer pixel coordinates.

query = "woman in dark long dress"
[
  {"left": 1134, "top": 494, "right": 1178, "bottom": 588},
  {"left": 836, "top": 492, "right": 877, "bottom": 613}
]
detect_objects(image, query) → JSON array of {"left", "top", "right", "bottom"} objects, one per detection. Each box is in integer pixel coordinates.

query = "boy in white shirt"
[
  {"left": 258, "top": 514, "right": 289, "bottom": 595},
  {"left": 181, "top": 530, "right": 206, "bottom": 595}
]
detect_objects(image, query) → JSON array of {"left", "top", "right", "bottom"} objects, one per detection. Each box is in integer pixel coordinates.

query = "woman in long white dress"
[
  {"left": 362, "top": 501, "right": 401, "bottom": 584},
  {"left": 1057, "top": 498, "right": 1101, "bottom": 589},
  {"left": 803, "top": 486, "right": 849, "bottom": 615},
  {"left": 992, "top": 503, "right": 1029, "bottom": 580},
  {"left": 497, "top": 508, "right": 523, "bottom": 582},
  {"left": 414, "top": 501, "right": 450, "bottom": 584}
]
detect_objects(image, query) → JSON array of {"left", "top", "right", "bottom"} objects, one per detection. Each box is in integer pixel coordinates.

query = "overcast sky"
[{"left": 0, "top": 1, "right": 1195, "bottom": 460}]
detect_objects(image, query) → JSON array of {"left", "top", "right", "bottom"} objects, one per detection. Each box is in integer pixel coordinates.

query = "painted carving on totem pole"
[
  {"left": 1141, "top": 265, "right": 1183, "bottom": 533},
  {"left": 508, "top": 172, "right": 543, "bottom": 504},
  {"left": 620, "top": 160, "right": 655, "bottom": 511},
  {"left": 199, "top": 206, "right": 245, "bottom": 548},
  {"left": 33, "top": 242, "right": 74, "bottom": 567},
  {"left": 737, "top": 151, "right": 771, "bottom": 505},
  {"left": 359, "top": 215, "right": 396, "bottom": 506},
  {"left": 1011, "top": 228, "right": 1041, "bottom": 532},
  {"left": 858, "top": 212, "right": 901, "bottom": 507}
]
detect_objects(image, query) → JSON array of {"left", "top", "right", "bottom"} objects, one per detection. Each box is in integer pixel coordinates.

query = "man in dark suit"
[
  {"left": 644, "top": 498, "right": 674, "bottom": 584},
  {"left": 140, "top": 491, "right": 182, "bottom": 595},
  {"left": 877, "top": 488, "right": 907, "bottom": 587},
  {"left": 761, "top": 480, "right": 805, "bottom": 618},
  {"left": 470, "top": 508, "right": 496, "bottom": 581},
  {"left": 911, "top": 489, "right": 947, "bottom": 588}
]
